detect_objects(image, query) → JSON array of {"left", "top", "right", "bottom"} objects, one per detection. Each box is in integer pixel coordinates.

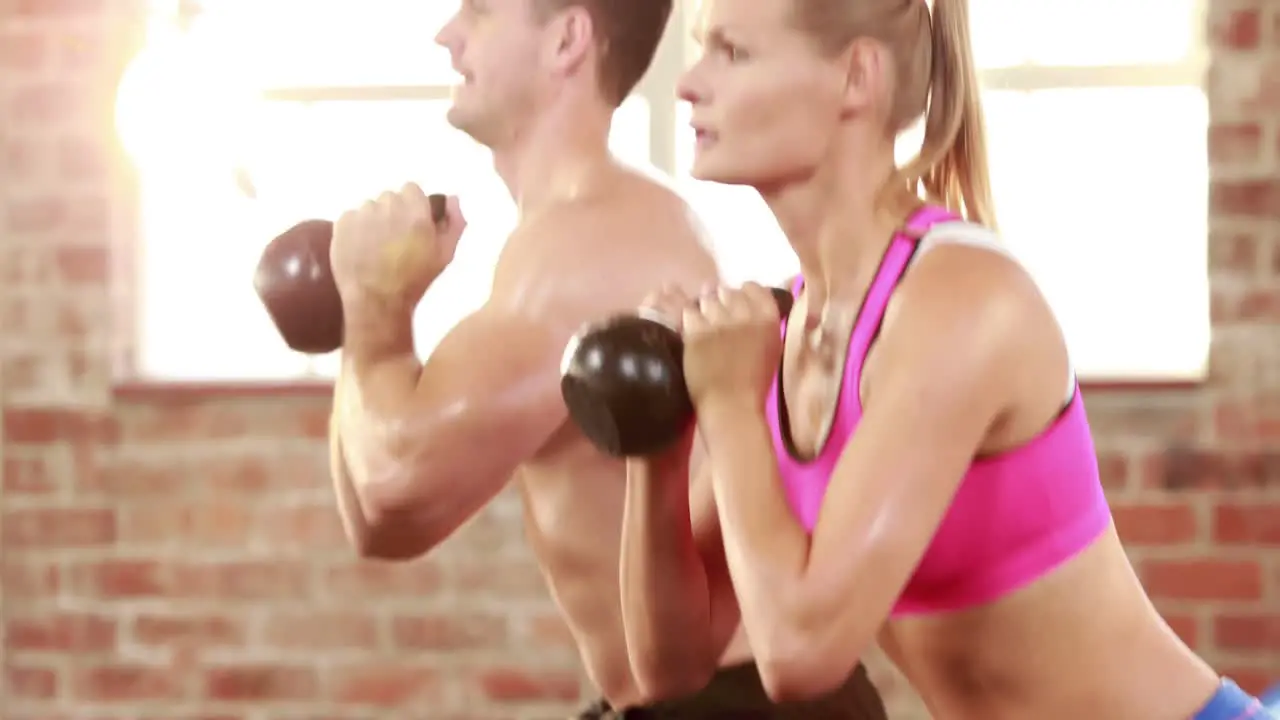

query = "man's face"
[{"left": 435, "top": 0, "right": 549, "bottom": 146}]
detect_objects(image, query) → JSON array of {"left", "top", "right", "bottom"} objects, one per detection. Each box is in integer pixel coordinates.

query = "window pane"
[
  {"left": 612, "top": 96, "right": 653, "bottom": 168},
  {"left": 968, "top": 0, "right": 1036, "bottom": 68},
  {"left": 193, "top": 0, "right": 461, "bottom": 88},
  {"left": 985, "top": 86, "right": 1209, "bottom": 378},
  {"left": 971, "top": 0, "right": 1201, "bottom": 68},
  {"left": 138, "top": 97, "right": 653, "bottom": 381},
  {"left": 677, "top": 86, "right": 1210, "bottom": 380},
  {"left": 685, "top": 1, "right": 1201, "bottom": 70},
  {"left": 1013, "top": 0, "right": 1200, "bottom": 67}
]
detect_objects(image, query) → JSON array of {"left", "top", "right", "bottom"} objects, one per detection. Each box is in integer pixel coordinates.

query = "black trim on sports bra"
[{"left": 775, "top": 237, "right": 921, "bottom": 465}]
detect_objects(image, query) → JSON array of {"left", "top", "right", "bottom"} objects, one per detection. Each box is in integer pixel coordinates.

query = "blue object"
[
  {"left": 1193, "top": 679, "right": 1279, "bottom": 719},
  {"left": 1261, "top": 681, "right": 1280, "bottom": 710}
]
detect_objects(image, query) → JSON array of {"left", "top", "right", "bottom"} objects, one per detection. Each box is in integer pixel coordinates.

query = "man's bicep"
[{"left": 411, "top": 302, "right": 569, "bottom": 476}]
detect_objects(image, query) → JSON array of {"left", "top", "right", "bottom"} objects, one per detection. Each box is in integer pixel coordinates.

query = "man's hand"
[{"left": 330, "top": 182, "right": 467, "bottom": 313}]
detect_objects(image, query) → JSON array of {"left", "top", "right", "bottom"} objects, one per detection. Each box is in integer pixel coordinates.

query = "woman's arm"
[
  {"left": 619, "top": 439, "right": 741, "bottom": 700},
  {"left": 695, "top": 250, "right": 1030, "bottom": 701}
]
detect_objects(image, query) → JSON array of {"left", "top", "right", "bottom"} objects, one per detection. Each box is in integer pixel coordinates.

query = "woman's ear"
[{"left": 838, "top": 37, "right": 892, "bottom": 117}]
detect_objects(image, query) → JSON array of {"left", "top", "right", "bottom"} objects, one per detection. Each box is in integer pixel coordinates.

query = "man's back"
[{"left": 495, "top": 164, "right": 719, "bottom": 702}]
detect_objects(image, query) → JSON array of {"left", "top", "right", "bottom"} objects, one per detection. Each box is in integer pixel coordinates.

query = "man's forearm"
[
  {"left": 328, "top": 389, "right": 372, "bottom": 548},
  {"left": 619, "top": 453, "right": 718, "bottom": 697},
  {"left": 327, "top": 299, "right": 450, "bottom": 557}
]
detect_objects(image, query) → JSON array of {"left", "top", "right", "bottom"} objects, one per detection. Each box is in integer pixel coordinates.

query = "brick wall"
[{"left": 1, "top": 1, "right": 1276, "bottom": 718}]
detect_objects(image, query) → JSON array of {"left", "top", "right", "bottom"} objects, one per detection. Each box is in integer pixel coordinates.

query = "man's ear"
[{"left": 542, "top": 4, "right": 595, "bottom": 76}]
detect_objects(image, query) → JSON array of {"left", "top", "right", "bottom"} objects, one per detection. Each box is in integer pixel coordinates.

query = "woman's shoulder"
[{"left": 889, "top": 225, "right": 1053, "bottom": 359}]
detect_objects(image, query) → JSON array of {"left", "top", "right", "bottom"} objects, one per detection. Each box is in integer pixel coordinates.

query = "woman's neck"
[{"left": 760, "top": 143, "right": 918, "bottom": 307}]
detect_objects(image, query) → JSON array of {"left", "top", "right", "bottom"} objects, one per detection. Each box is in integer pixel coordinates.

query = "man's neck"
[{"left": 491, "top": 100, "right": 614, "bottom": 217}]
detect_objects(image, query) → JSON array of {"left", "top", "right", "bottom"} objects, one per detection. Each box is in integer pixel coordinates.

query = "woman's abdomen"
[{"left": 882, "top": 529, "right": 1219, "bottom": 719}]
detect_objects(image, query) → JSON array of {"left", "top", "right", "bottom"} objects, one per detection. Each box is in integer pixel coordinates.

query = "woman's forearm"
[
  {"left": 697, "top": 401, "right": 819, "bottom": 681},
  {"left": 619, "top": 452, "right": 719, "bottom": 698}
]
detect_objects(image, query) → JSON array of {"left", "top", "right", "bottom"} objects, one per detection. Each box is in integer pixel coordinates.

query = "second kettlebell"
[{"left": 559, "top": 287, "right": 795, "bottom": 458}]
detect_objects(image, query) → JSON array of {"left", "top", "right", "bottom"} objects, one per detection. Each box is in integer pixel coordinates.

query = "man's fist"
[{"left": 330, "top": 182, "right": 466, "bottom": 310}]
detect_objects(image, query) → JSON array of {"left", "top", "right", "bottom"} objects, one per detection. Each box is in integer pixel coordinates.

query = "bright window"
[
  {"left": 119, "top": 0, "right": 657, "bottom": 381},
  {"left": 676, "top": 0, "right": 1210, "bottom": 381},
  {"left": 121, "top": 0, "right": 1208, "bottom": 383}
]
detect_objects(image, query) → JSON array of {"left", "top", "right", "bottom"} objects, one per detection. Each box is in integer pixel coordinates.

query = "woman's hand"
[{"left": 682, "top": 282, "right": 785, "bottom": 413}]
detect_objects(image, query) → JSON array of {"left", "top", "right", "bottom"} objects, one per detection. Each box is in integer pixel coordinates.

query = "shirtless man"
[{"left": 324, "top": 0, "right": 884, "bottom": 716}]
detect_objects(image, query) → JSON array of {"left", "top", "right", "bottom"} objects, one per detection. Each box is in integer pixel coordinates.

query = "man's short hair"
[{"left": 535, "top": 0, "right": 674, "bottom": 107}]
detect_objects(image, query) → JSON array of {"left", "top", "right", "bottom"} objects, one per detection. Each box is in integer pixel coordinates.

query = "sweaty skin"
[
  {"left": 623, "top": 234, "right": 1220, "bottom": 720},
  {"left": 328, "top": 163, "right": 754, "bottom": 707},
  {"left": 613, "top": 0, "right": 1222, "bottom": 713}
]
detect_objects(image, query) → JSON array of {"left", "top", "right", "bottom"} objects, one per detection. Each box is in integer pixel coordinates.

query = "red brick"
[
  {"left": 57, "top": 134, "right": 109, "bottom": 179},
  {"left": 1214, "top": 613, "right": 1280, "bottom": 651},
  {"left": 1214, "top": 502, "right": 1280, "bottom": 545},
  {"left": 1211, "top": 8, "right": 1261, "bottom": 50},
  {"left": 1209, "top": 122, "right": 1263, "bottom": 164},
  {"left": 2, "top": 407, "right": 116, "bottom": 444},
  {"left": 169, "top": 561, "right": 311, "bottom": 601},
  {"left": 1, "top": 561, "right": 61, "bottom": 599},
  {"left": 1141, "top": 559, "right": 1264, "bottom": 601},
  {"left": 1216, "top": 665, "right": 1276, "bottom": 696},
  {"left": 262, "top": 612, "right": 380, "bottom": 650},
  {"left": 77, "top": 456, "right": 188, "bottom": 497},
  {"left": 390, "top": 613, "right": 509, "bottom": 651},
  {"left": 322, "top": 562, "right": 445, "bottom": 598},
  {"left": 1094, "top": 451, "right": 1131, "bottom": 492},
  {"left": 1215, "top": 287, "right": 1280, "bottom": 323},
  {"left": 9, "top": 0, "right": 108, "bottom": 18},
  {"left": 329, "top": 664, "right": 443, "bottom": 706},
  {"left": 6, "top": 664, "right": 59, "bottom": 699},
  {"left": 1209, "top": 229, "right": 1262, "bottom": 276},
  {"left": 53, "top": 244, "right": 108, "bottom": 285},
  {"left": 1149, "top": 446, "right": 1280, "bottom": 491},
  {"left": 119, "top": 502, "right": 254, "bottom": 546},
  {"left": 7, "top": 82, "right": 90, "bottom": 128},
  {"left": 1162, "top": 613, "right": 1200, "bottom": 649},
  {"left": 131, "top": 613, "right": 246, "bottom": 648},
  {"left": 5, "top": 613, "right": 116, "bottom": 651},
  {"left": 3, "top": 453, "right": 63, "bottom": 495},
  {"left": 0, "top": 30, "right": 50, "bottom": 71},
  {"left": 257, "top": 502, "right": 347, "bottom": 548},
  {"left": 67, "top": 559, "right": 166, "bottom": 598},
  {"left": 1111, "top": 501, "right": 1200, "bottom": 546},
  {"left": 1215, "top": 395, "right": 1280, "bottom": 442},
  {"left": 2, "top": 507, "right": 116, "bottom": 548},
  {"left": 72, "top": 664, "right": 182, "bottom": 701},
  {"left": 202, "top": 665, "right": 319, "bottom": 701},
  {"left": 454, "top": 558, "right": 549, "bottom": 599},
  {"left": 477, "top": 667, "right": 582, "bottom": 702},
  {"left": 1209, "top": 180, "right": 1280, "bottom": 219}
]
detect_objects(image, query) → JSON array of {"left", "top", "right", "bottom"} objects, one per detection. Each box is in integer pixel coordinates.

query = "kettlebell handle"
[
  {"left": 428, "top": 193, "right": 448, "bottom": 228},
  {"left": 768, "top": 286, "right": 795, "bottom": 318}
]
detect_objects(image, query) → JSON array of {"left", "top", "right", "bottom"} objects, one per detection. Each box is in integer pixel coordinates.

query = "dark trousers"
[{"left": 575, "top": 661, "right": 887, "bottom": 719}]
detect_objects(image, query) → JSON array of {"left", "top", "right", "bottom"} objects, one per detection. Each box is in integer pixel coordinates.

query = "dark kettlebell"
[
  {"left": 560, "top": 287, "right": 795, "bottom": 458},
  {"left": 253, "top": 194, "right": 448, "bottom": 355}
]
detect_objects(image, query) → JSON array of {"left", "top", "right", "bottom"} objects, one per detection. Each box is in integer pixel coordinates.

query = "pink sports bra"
[{"left": 766, "top": 206, "right": 1112, "bottom": 616}]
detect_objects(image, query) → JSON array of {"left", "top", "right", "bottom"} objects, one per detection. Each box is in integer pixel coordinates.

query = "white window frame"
[
  {"left": 668, "top": 0, "right": 1212, "bottom": 384},
  {"left": 120, "top": 0, "right": 1209, "bottom": 384}
]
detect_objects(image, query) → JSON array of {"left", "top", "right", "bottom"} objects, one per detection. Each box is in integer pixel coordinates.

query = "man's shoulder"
[{"left": 492, "top": 203, "right": 717, "bottom": 323}]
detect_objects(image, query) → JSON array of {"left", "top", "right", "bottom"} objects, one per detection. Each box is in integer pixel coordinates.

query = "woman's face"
[{"left": 679, "top": 0, "right": 852, "bottom": 187}]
